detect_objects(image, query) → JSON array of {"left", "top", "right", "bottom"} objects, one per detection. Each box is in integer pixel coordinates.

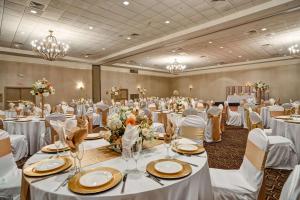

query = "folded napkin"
[
  {"left": 122, "top": 125, "right": 139, "bottom": 149},
  {"left": 66, "top": 127, "right": 88, "bottom": 152}
]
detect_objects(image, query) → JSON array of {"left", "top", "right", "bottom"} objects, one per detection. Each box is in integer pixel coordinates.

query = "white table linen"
[
  {"left": 26, "top": 139, "right": 214, "bottom": 200},
  {"left": 4, "top": 111, "right": 17, "bottom": 118},
  {"left": 227, "top": 94, "right": 256, "bottom": 104},
  {"left": 3, "top": 118, "right": 46, "bottom": 155},
  {"left": 271, "top": 118, "right": 300, "bottom": 162},
  {"left": 261, "top": 107, "right": 271, "bottom": 128}
]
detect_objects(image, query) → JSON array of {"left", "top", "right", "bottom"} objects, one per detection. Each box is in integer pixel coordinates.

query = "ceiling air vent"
[
  {"left": 211, "top": 0, "right": 226, "bottom": 2},
  {"left": 130, "top": 69, "right": 138, "bottom": 74},
  {"left": 29, "top": 1, "right": 45, "bottom": 10},
  {"left": 246, "top": 30, "right": 258, "bottom": 35}
]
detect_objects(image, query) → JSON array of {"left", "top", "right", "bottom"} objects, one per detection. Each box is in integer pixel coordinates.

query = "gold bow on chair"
[
  {"left": 208, "top": 113, "right": 221, "bottom": 142},
  {"left": 180, "top": 126, "right": 204, "bottom": 141},
  {"left": 96, "top": 108, "right": 108, "bottom": 126}
]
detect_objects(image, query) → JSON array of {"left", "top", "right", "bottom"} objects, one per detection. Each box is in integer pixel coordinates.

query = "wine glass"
[
  {"left": 70, "top": 151, "right": 78, "bottom": 173},
  {"left": 131, "top": 137, "right": 142, "bottom": 173},
  {"left": 54, "top": 140, "right": 61, "bottom": 157},
  {"left": 164, "top": 133, "right": 172, "bottom": 158},
  {"left": 76, "top": 144, "right": 85, "bottom": 172},
  {"left": 122, "top": 147, "right": 132, "bottom": 173}
]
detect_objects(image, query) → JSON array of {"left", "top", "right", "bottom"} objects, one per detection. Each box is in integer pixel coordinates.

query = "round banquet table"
[
  {"left": 24, "top": 139, "right": 214, "bottom": 200},
  {"left": 4, "top": 110, "right": 17, "bottom": 118},
  {"left": 3, "top": 117, "right": 46, "bottom": 155},
  {"left": 271, "top": 118, "right": 300, "bottom": 162},
  {"left": 261, "top": 107, "right": 271, "bottom": 128}
]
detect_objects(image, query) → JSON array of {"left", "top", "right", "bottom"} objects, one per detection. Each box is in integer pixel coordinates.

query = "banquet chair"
[
  {"left": 182, "top": 107, "right": 198, "bottom": 117},
  {"left": 66, "top": 107, "right": 75, "bottom": 115},
  {"left": 180, "top": 115, "right": 206, "bottom": 142},
  {"left": 45, "top": 114, "right": 66, "bottom": 144},
  {"left": 152, "top": 112, "right": 166, "bottom": 133},
  {"left": 279, "top": 164, "right": 300, "bottom": 200},
  {"left": 249, "top": 111, "right": 297, "bottom": 170},
  {"left": 0, "top": 131, "right": 22, "bottom": 200},
  {"left": 282, "top": 103, "right": 296, "bottom": 115},
  {"left": 148, "top": 103, "right": 157, "bottom": 112},
  {"left": 96, "top": 108, "right": 108, "bottom": 127},
  {"left": 224, "top": 101, "right": 242, "bottom": 127},
  {"left": 210, "top": 128, "right": 268, "bottom": 200},
  {"left": 205, "top": 107, "right": 222, "bottom": 143},
  {"left": 0, "top": 129, "right": 28, "bottom": 162}
]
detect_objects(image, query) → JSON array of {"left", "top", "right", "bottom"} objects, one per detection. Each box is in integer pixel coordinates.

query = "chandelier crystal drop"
[
  {"left": 288, "top": 44, "right": 300, "bottom": 56},
  {"left": 31, "top": 30, "right": 69, "bottom": 61},
  {"left": 166, "top": 59, "right": 186, "bottom": 74}
]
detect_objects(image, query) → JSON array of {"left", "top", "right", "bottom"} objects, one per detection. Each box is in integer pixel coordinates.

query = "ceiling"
[{"left": 0, "top": 0, "right": 300, "bottom": 72}]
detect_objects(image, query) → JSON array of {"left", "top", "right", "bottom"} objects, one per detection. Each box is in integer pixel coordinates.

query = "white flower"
[{"left": 42, "top": 92, "right": 49, "bottom": 97}]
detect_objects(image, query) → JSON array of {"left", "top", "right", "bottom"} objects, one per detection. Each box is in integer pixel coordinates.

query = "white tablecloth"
[
  {"left": 261, "top": 107, "right": 271, "bottom": 128},
  {"left": 271, "top": 118, "right": 300, "bottom": 162},
  {"left": 3, "top": 117, "right": 46, "bottom": 155},
  {"left": 227, "top": 94, "right": 256, "bottom": 104},
  {"left": 25, "top": 139, "right": 214, "bottom": 200}
]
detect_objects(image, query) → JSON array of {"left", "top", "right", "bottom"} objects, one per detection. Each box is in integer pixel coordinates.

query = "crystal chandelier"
[
  {"left": 31, "top": 30, "right": 69, "bottom": 61},
  {"left": 166, "top": 59, "right": 186, "bottom": 74}
]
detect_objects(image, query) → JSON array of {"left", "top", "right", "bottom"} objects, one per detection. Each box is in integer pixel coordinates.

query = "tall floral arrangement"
[
  {"left": 110, "top": 86, "right": 119, "bottom": 96},
  {"left": 138, "top": 87, "right": 147, "bottom": 98},
  {"left": 253, "top": 81, "right": 269, "bottom": 90},
  {"left": 30, "top": 78, "right": 55, "bottom": 117},
  {"left": 30, "top": 78, "right": 55, "bottom": 96}
]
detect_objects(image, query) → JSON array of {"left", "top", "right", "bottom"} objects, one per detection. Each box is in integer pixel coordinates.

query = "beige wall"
[
  {"left": 101, "top": 70, "right": 171, "bottom": 102},
  {"left": 0, "top": 60, "right": 92, "bottom": 109},
  {"left": 171, "top": 64, "right": 300, "bottom": 102}
]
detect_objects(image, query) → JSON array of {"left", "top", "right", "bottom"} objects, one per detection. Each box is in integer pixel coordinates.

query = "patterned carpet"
[
  {"left": 204, "top": 126, "right": 292, "bottom": 200},
  {"left": 17, "top": 126, "right": 291, "bottom": 199}
]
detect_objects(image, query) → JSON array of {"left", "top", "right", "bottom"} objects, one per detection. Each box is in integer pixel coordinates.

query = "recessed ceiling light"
[
  {"left": 123, "top": 1, "right": 129, "bottom": 5},
  {"left": 208, "top": 41, "right": 213, "bottom": 44},
  {"left": 30, "top": 10, "right": 37, "bottom": 14},
  {"left": 238, "top": 55, "right": 242, "bottom": 58},
  {"left": 220, "top": 46, "right": 224, "bottom": 49},
  {"left": 84, "top": 55, "right": 89, "bottom": 58},
  {"left": 89, "top": 26, "right": 93, "bottom": 30},
  {"left": 261, "top": 28, "right": 267, "bottom": 31},
  {"left": 126, "top": 37, "right": 131, "bottom": 40},
  {"left": 21, "top": 31, "right": 25, "bottom": 34},
  {"left": 165, "top": 20, "right": 170, "bottom": 24},
  {"left": 102, "top": 48, "right": 106, "bottom": 50}
]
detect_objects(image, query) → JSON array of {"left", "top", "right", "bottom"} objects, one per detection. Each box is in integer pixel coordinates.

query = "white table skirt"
[
  {"left": 26, "top": 140, "right": 214, "bottom": 200},
  {"left": 271, "top": 118, "right": 300, "bottom": 162},
  {"left": 3, "top": 118, "right": 46, "bottom": 155},
  {"left": 261, "top": 107, "right": 271, "bottom": 128}
]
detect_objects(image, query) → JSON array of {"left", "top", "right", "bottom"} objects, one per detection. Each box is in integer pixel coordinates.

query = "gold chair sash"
[
  {"left": 86, "top": 115, "right": 93, "bottom": 134},
  {"left": 45, "top": 120, "right": 59, "bottom": 144},
  {"left": 180, "top": 126, "right": 204, "bottom": 141},
  {"left": 284, "top": 107, "right": 295, "bottom": 115},
  {"left": 250, "top": 122, "right": 263, "bottom": 130},
  {"left": 0, "top": 137, "right": 11, "bottom": 157},
  {"left": 149, "top": 107, "right": 156, "bottom": 112},
  {"left": 244, "top": 108, "right": 251, "bottom": 130},
  {"left": 245, "top": 139, "right": 267, "bottom": 171},
  {"left": 208, "top": 114, "right": 221, "bottom": 142},
  {"left": 157, "top": 112, "right": 168, "bottom": 129},
  {"left": 97, "top": 108, "right": 108, "bottom": 126},
  {"left": 270, "top": 111, "right": 285, "bottom": 118}
]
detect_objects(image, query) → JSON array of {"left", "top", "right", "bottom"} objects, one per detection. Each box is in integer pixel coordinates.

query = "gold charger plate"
[
  {"left": 85, "top": 133, "right": 102, "bottom": 140},
  {"left": 68, "top": 167, "right": 122, "bottom": 194},
  {"left": 41, "top": 144, "right": 70, "bottom": 153},
  {"left": 172, "top": 144, "right": 205, "bottom": 155},
  {"left": 23, "top": 157, "right": 72, "bottom": 177},
  {"left": 275, "top": 116, "right": 291, "bottom": 120},
  {"left": 146, "top": 159, "right": 192, "bottom": 179}
]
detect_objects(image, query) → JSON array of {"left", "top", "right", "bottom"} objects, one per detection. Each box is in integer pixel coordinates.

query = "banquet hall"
[{"left": 0, "top": 0, "right": 300, "bottom": 199}]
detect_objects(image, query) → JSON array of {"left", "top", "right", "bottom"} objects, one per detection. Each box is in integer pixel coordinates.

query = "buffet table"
[
  {"left": 270, "top": 117, "right": 300, "bottom": 162},
  {"left": 23, "top": 139, "right": 214, "bottom": 200}
]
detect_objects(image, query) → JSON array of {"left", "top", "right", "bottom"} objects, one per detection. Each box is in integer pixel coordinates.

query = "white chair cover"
[
  {"left": 180, "top": 115, "right": 206, "bottom": 129},
  {"left": 182, "top": 108, "right": 198, "bottom": 117},
  {"left": 96, "top": 102, "right": 109, "bottom": 111},
  {"left": 280, "top": 165, "right": 300, "bottom": 200},
  {"left": 269, "top": 105, "right": 284, "bottom": 111},
  {"left": 225, "top": 101, "right": 242, "bottom": 126},
  {"left": 249, "top": 112, "right": 297, "bottom": 170},
  {"left": 0, "top": 131, "right": 22, "bottom": 199},
  {"left": 282, "top": 103, "right": 293, "bottom": 109},
  {"left": 205, "top": 107, "right": 221, "bottom": 143},
  {"left": 210, "top": 128, "right": 268, "bottom": 200}
]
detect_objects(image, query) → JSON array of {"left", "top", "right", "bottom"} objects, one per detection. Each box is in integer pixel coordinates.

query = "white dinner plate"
[
  {"left": 34, "top": 159, "right": 65, "bottom": 172},
  {"left": 177, "top": 144, "right": 198, "bottom": 152},
  {"left": 154, "top": 161, "right": 183, "bottom": 174},
  {"left": 79, "top": 171, "right": 113, "bottom": 188},
  {"left": 47, "top": 143, "right": 67, "bottom": 150}
]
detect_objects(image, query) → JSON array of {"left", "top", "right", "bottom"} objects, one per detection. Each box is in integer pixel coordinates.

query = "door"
[{"left": 4, "top": 87, "right": 36, "bottom": 109}]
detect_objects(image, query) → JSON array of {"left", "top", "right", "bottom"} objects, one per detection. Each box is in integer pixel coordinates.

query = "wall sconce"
[
  {"left": 77, "top": 81, "right": 85, "bottom": 90},
  {"left": 189, "top": 85, "right": 193, "bottom": 89},
  {"left": 137, "top": 85, "right": 141, "bottom": 90}
]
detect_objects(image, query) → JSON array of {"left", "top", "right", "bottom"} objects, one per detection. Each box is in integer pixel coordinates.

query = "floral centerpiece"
[
  {"left": 138, "top": 87, "right": 147, "bottom": 98},
  {"left": 253, "top": 81, "right": 269, "bottom": 90},
  {"left": 106, "top": 106, "right": 154, "bottom": 151},
  {"left": 173, "top": 99, "right": 184, "bottom": 113},
  {"left": 30, "top": 78, "right": 55, "bottom": 117},
  {"left": 253, "top": 81, "right": 269, "bottom": 104}
]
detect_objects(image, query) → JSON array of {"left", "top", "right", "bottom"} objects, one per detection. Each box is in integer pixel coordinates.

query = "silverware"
[
  {"left": 145, "top": 172, "right": 162, "bottom": 183},
  {"left": 180, "top": 160, "right": 198, "bottom": 167},
  {"left": 54, "top": 174, "right": 73, "bottom": 191},
  {"left": 121, "top": 173, "right": 128, "bottom": 193},
  {"left": 31, "top": 168, "right": 73, "bottom": 183},
  {"left": 146, "top": 174, "right": 164, "bottom": 186}
]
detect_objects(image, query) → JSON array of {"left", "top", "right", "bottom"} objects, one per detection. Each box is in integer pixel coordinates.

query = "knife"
[
  {"left": 146, "top": 174, "right": 164, "bottom": 186},
  {"left": 121, "top": 173, "right": 128, "bottom": 193}
]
